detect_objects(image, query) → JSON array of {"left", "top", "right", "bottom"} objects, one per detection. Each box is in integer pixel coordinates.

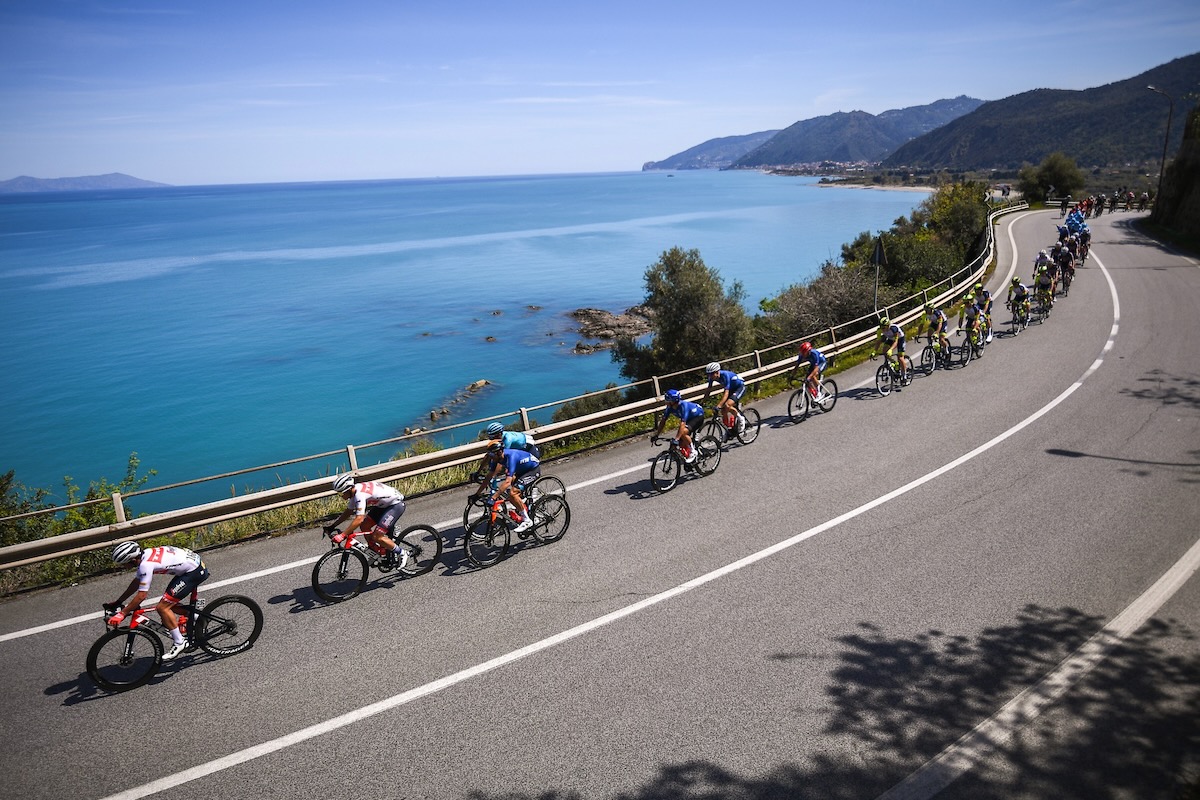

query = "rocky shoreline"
[{"left": 569, "top": 305, "right": 654, "bottom": 354}]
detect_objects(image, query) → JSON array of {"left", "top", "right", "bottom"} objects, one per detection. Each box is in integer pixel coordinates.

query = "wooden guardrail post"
[
  {"left": 345, "top": 445, "right": 358, "bottom": 472},
  {"left": 112, "top": 492, "right": 127, "bottom": 524},
  {"left": 652, "top": 375, "right": 661, "bottom": 397},
  {"left": 519, "top": 408, "right": 531, "bottom": 431}
]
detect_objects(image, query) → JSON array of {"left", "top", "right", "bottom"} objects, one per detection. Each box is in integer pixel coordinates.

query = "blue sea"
[{"left": 0, "top": 171, "right": 924, "bottom": 510}]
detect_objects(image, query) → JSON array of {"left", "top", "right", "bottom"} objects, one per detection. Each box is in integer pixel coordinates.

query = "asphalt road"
[{"left": 1, "top": 208, "right": 1198, "bottom": 800}]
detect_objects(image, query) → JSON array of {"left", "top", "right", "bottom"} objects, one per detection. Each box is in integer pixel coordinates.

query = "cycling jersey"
[
  {"left": 708, "top": 370, "right": 746, "bottom": 401},
  {"left": 1009, "top": 283, "right": 1029, "bottom": 300},
  {"left": 134, "top": 546, "right": 204, "bottom": 594},
  {"left": 500, "top": 448, "right": 540, "bottom": 477},
  {"left": 926, "top": 310, "right": 948, "bottom": 331},
  {"left": 797, "top": 348, "right": 827, "bottom": 372},
  {"left": 1036, "top": 272, "right": 1054, "bottom": 289},
  {"left": 498, "top": 430, "right": 536, "bottom": 452},
  {"left": 345, "top": 481, "right": 404, "bottom": 517},
  {"left": 976, "top": 290, "right": 992, "bottom": 312},
  {"left": 664, "top": 400, "right": 705, "bottom": 424},
  {"left": 879, "top": 324, "right": 905, "bottom": 345},
  {"left": 961, "top": 304, "right": 981, "bottom": 322}
]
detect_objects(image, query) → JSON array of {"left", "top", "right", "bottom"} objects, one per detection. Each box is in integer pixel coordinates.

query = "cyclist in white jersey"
[
  {"left": 324, "top": 474, "right": 410, "bottom": 569},
  {"left": 107, "top": 542, "right": 210, "bottom": 661}
]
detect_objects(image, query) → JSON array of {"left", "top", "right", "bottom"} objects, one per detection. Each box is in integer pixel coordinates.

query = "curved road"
[{"left": 2, "top": 208, "right": 1198, "bottom": 800}]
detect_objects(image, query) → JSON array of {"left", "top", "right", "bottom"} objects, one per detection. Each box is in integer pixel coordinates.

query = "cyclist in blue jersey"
[
  {"left": 650, "top": 389, "right": 706, "bottom": 463},
  {"left": 484, "top": 440, "right": 541, "bottom": 533},
  {"left": 788, "top": 342, "right": 829, "bottom": 402},
  {"left": 703, "top": 361, "right": 748, "bottom": 435}
]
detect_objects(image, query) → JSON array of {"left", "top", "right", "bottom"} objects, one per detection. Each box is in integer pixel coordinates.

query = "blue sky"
[{"left": 2, "top": 0, "right": 1197, "bottom": 186}]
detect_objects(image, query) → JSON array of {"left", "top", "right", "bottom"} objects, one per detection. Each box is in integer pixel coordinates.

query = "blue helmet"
[
  {"left": 664, "top": 389, "right": 682, "bottom": 403},
  {"left": 485, "top": 422, "right": 504, "bottom": 438}
]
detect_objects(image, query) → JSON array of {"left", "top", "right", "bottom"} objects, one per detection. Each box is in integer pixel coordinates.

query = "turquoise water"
[{"left": 0, "top": 171, "right": 923, "bottom": 508}]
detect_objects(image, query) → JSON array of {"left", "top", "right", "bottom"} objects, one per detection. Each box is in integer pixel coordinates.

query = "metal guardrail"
[{"left": 0, "top": 201, "right": 1028, "bottom": 570}]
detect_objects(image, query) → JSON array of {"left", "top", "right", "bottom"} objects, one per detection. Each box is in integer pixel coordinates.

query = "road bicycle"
[
  {"left": 1034, "top": 289, "right": 1053, "bottom": 324},
  {"left": 463, "top": 473, "right": 565, "bottom": 532},
  {"left": 874, "top": 353, "right": 911, "bottom": 396},
  {"left": 650, "top": 433, "right": 722, "bottom": 492},
  {"left": 1008, "top": 300, "right": 1030, "bottom": 336},
  {"left": 959, "top": 325, "right": 986, "bottom": 366},
  {"left": 1060, "top": 266, "right": 1074, "bottom": 297},
  {"left": 312, "top": 523, "right": 443, "bottom": 602},
  {"left": 702, "top": 404, "right": 761, "bottom": 445},
  {"left": 463, "top": 482, "right": 571, "bottom": 568},
  {"left": 918, "top": 337, "right": 955, "bottom": 375},
  {"left": 787, "top": 376, "right": 838, "bottom": 421},
  {"left": 88, "top": 591, "right": 263, "bottom": 692}
]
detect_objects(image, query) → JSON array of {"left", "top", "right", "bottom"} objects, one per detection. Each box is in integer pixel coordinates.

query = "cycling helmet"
[
  {"left": 705, "top": 362, "right": 721, "bottom": 374},
  {"left": 664, "top": 389, "right": 682, "bottom": 403},
  {"left": 485, "top": 422, "right": 504, "bottom": 437},
  {"left": 1011, "top": 276, "right": 1021, "bottom": 285},
  {"left": 487, "top": 440, "right": 504, "bottom": 452},
  {"left": 799, "top": 342, "right": 812, "bottom": 355},
  {"left": 1039, "top": 249, "right": 1047, "bottom": 257},
  {"left": 112, "top": 541, "right": 141, "bottom": 565},
  {"left": 923, "top": 303, "right": 934, "bottom": 313},
  {"left": 973, "top": 283, "right": 983, "bottom": 293},
  {"left": 878, "top": 317, "right": 890, "bottom": 328},
  {"left": 332, "top": 473, "right": 356, "bottom": 494},
  {"left": 964, "top": 293, "right": 976, "bottom": 304}
]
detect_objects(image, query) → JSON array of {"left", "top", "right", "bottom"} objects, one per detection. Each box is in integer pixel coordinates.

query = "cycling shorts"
[
  {"left": 514, "top": 467, "right": 541, "bottom": 493},
  {"left": 162, "top": 564, "right": 210, "bottom": 604},
  {"left": 367, "top": 499, "right": 406, "bottom": 535}
]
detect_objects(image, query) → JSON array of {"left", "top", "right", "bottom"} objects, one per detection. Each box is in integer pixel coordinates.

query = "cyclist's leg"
[
  {"left": 368, "top": 502, "right": 406, "bottom": 552},
  {"left": 676, "top": 419, "right": 693, "bottom": 452}
]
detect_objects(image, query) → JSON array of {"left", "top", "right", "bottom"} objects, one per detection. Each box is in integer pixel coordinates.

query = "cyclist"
[
  {"left": 972, "top": 282, "right": 994, "bottom": 341},
  {"left": 789, "top": 341, "right": 829, "bottom": 401},
  {"left": 106, "top": 541, "right": 210, "bottom": 662},
  {"left": 650, "top": 389, "right": 706, "bottom": 463},
  {"left": 484, "top": 440, "right": 541, "bottom": 533},
  {"left": 324, "top": 474, "right": 410, "bottom": 570},
  {"left": 703, "top": 361, "right": 748, "bottom": 435},
  {"left": 1033, "top": 265, "right": 1055, "bottom": 312},
  {"left": 1056, "top": 239, "right": 1075, "bottom": 287},
  {"left": 1034, "top": 249, "right": 1053, "bottom": 271},
  {"left": 871, "top": 317, "right": 909, "bottom": 384},
  {"left": 957, "top": 294, "right": 983, "bottom": 346},
  {"left": 471, "top": 422, "right": 540, "bottom": 492},
  {"left": 1006, "top": 276, "right": 1031, "bottom": 328},
  {"left": 922, "top": 303, "right": 951, "bottom": 360}
]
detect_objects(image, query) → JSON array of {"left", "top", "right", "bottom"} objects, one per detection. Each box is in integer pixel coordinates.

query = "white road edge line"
[{"left": 100, "top": 246, "right": 1171, "bottom": 800}]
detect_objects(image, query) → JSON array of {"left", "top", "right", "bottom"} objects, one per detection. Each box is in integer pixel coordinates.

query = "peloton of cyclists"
[
  {"left": 871, "top": 317, "right": 910, "bottom": 384},
  {"left": 325, "top": 474, "right": 411, "bottom": 570},
  {"left": 650, "top": 389, "right": 706, "bottom": 463},
  {"left": 703, "top": 362, "right": 748, "bottom": 435},
  {"left": 106, "top": 541, "right": 210, "bottom": 661}
]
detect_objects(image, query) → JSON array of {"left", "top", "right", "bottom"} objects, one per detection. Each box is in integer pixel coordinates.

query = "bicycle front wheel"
[
  {"left": 736, "top": 408, "right": 761, "bottom": 444},
  {"left": 464, "top": 518, "right": 509, "bottom": 568},
  {"left": 875, "top": 364, "right": 892, "bottom": 396},
  {"left": 958, "top": 340, "right": 973, "bottom": 368},
  {"left": 87, "top": 627, "right": 163, "bottom": 692},
  {"left": 694, "top": 435, "right": 722, "bottom": 476},
  {"left": 462, "top": 495, "right": 487, "bottom": 533},
  {"left": 701, "top": 419, "right": 725, "bottom": 444},
  {"left": 650, "top": 451, "right": 681, "bottom": 492},
  {"left": 920, "top": 346, "right": 935, "bottom": 376},
  {"left": 312, "top": 548, "right": 369, "bottom": 603},
  {"left": 198, "top": 595, "right": 264, "bottom": 657},
  {"left": 787, "top": 389, "right": 809, "bottom": 423},
  {"left": 531, "top": 495, "right": 571, "bottom": 544},
  {"left": 397, "top": 524, "right": 443, "bottom": 577}
]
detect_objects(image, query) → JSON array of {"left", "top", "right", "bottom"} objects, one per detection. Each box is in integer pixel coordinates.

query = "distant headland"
[{"left": 0, "top": 173, "right": 170, "bottom": 193}]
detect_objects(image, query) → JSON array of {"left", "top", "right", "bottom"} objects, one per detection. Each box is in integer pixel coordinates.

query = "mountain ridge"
[{"left": 0, "top": 173, "right": 170, "bottom": 193}]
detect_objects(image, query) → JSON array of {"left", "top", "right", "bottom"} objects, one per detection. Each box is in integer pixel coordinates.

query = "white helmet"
[
  {"left": 332, "top": 473, "right": 356, "bottom": 494},
  {"left": 112, "top": 541, "right": 141, "bottom": 565},
  {"left": 705, "top": 362, "right": 721, "bottom": 374}
]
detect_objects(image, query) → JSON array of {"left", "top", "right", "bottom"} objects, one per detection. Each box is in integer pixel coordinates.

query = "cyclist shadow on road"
[{"left": 46, "top": 660, "right": 193, "bottom": 706}]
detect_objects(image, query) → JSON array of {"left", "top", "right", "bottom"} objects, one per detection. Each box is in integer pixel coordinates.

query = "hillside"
[
  {"left": 0, "top": 173, "right": 170, "bottom": 193},
  {"left": 884, "top": 52, "right": 1200, "bottom": 169},
  {"left": 642, "top": 130, "right": 780, "bottom": 171},
  {"left": 734, "top": 96, "right": 984, "bottom": 168}
]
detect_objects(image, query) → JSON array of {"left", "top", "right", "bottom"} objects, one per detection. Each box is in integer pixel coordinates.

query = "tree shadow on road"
[
  {"left": 462, "top": 605, "right": 1200, "bottom": 800},
  {"left": 1121, "top": 369, "right": 1200, "bottom": 414}
]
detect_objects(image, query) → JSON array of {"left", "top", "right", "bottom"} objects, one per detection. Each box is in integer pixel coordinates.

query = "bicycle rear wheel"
[
  {"left": 694, "top": 435, "right": 722, "bottom": 476},
  {"left": 529, "top": 475, "right": 566, "bottom": 499},
  {"left": 701, "top": 419, "right": 726, "bottom": 444},
  {"left": 650, "top": 451, "right": 681, "bottom": 492},
  {"left": 736, "top": 407, "right": 761, "bottom": 444},
  {"left": 787, "top": 388, "right": 809, "bottom": 423},
  {"left": 397, "top": 524, "right": 443, "bottom": 577},
  {"left": 817, "top": 380, "right": 838, "bottom": 413},
  {"left": 87, "top": 628, "right": 163, "bottom": 692},
  {"left": 530, "top": 495, "right": 571, "bottom": 544},
  {"left": 197, "top": 595, "right": 264, "bottom": 657},
  {"left": 312, "top": 548, "right": 369, "bottom": 603},
  {"left": 875, "top": 364, "right": 892, "bottom": 396},
  {"left": 464, "top": 517, "right": 509, "bottom": 568}
]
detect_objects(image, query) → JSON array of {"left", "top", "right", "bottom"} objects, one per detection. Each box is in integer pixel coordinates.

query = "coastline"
[{"left": 817, "top": 182, "right": 936, "bottom": 193}]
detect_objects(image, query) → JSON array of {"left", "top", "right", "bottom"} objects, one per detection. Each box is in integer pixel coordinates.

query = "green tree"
[
  {"left": 613, "top": 247, "right": 753, "bottom": 384},
  {"left": 55, "top": 452, "right": 156, "bottom": 534},
  {"left": 1017, "top": 152, "right": 1086, "bottom": 203},
  {"left": 0, "top": 470, "right": 53, "bottom": 547}
]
